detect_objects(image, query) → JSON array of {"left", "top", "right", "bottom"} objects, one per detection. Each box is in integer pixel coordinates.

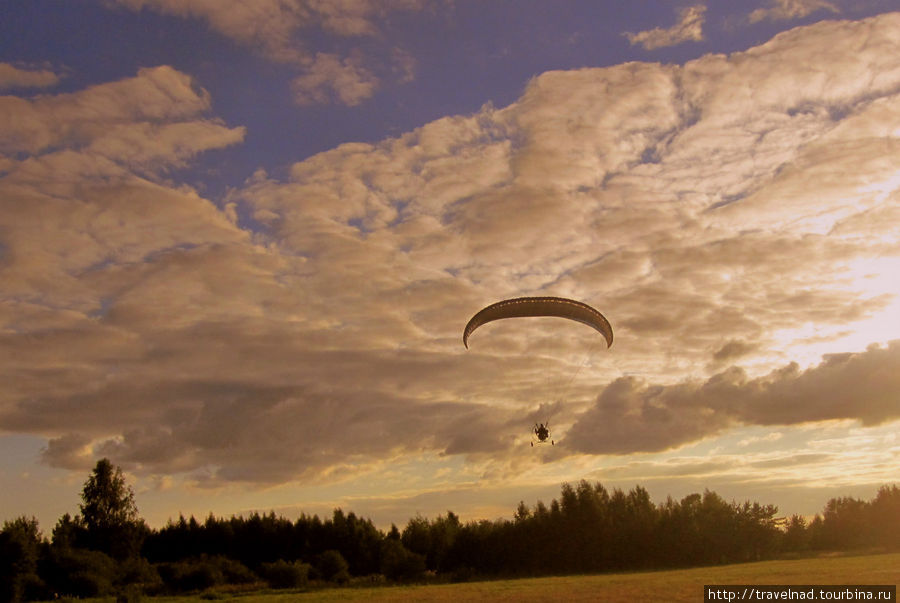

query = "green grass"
[{"left": 79, "top": 552, "right": 900, "bottom": 603}]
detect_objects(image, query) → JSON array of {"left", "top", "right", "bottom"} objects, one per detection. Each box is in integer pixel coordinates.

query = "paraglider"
[
  {"left": 463, "top": 296, "right": 613, "bottom": 350},
  {"left": 462, "top": 296, "right": 613, "bottom": 446}
]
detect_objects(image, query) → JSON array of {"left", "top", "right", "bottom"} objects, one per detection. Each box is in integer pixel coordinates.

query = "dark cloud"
[
  {"left": 712, "top": 340, "right": 758, "bottom": 363},
  {"left": 41, "top": 433, "right": 94, "bottom": 470}
]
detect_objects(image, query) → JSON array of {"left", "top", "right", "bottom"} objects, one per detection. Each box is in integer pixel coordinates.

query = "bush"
[
  {"left": 259, "top": 559, "right": 310, "bottom": 589},
  {"left": 316, "top": 550, "right": 350, "bottom": 584},
  {"left": 69, "top": 570, "right": 114, "bottom": 597},
  {"left": 156, "top": 558, "right": 223, "bottom": 592},
  {"left": 380, "top": 539, "right": 426, "bottom": 582},
  {"left": 39, "top": 547, "right": 116, "bottom": 598},
  {"left": 155, "top": 556, "right": 258, "bottom": 593},
  {"left": 213, "top": 556, "right": 257, "bottom": 585},
  {"left": 115, "top": 583, "right": 145, "bottom": 603},
  {"left": 115, "top": 556, "right": 161, "bottom": 589}
]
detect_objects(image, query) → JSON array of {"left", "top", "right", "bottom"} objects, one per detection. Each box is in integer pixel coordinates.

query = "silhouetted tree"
[{"left": 77, "top": 458, "right": 147, "bottom": 560}]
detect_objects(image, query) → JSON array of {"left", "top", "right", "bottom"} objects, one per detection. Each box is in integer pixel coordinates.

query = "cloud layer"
[{"left": 1, "top": 13, "right": 899, "bottom": 490}]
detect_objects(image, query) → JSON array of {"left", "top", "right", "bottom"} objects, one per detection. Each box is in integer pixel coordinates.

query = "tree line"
[{"left": 1, "top": 459, "right": 898, "bottom": 601}]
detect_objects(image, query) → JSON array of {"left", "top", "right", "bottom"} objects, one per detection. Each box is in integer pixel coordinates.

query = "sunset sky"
[{"left": 2, "top": 1, "right": 899, "bottom": 533}]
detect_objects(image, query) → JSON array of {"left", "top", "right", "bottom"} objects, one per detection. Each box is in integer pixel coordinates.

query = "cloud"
[
  {"left": 1, "top": 13, "right": 899, "bottom": 491},
  {"left": 0, "top": 66, "right": 246, "bottom": 315},
  {"left": 750, "top": 0, "right": 840, "bottom": 23},
  {"left": 107, "top": 0, "right": 389, "bottom": 59},
  {"left": 105, "top": 0, "right": 424, "bottom": 105},
  {"left": 566, "top": 341, "right": 900, "bottom": 454},
  {"left": 0, "top": 65, "right": 240, "bottom": 157},
  {"left": 712, "top": 340, "right": 758, "bottom": 363},
  {"left": 0, "top": 63, "right": 60, "bottom": 90},
  {"left": 40, "top": 433, "right": 95, "bottom": 470},
  {"left": 624, "top": 5, "right": 706, "bottom": 50},
  {"left": 292, "top": 52, "right": 379, "bottom": 106}
]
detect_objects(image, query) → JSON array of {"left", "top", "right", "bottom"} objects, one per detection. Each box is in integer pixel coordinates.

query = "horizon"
[{"left": 2, "top": 1, "right": 899, "bottom": 533}]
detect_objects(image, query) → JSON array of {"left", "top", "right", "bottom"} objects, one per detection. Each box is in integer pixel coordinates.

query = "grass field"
[{"left": 92, "top": 552, "right": 900, "bottom": 602}]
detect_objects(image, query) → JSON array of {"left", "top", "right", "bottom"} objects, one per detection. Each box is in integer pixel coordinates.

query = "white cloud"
[{"left": 624, "top": 5, "right": 706, "bottom": 50}]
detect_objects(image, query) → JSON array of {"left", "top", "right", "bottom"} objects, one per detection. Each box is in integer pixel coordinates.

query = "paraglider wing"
[{"left": 463, "top": 296, "right": 613, "bottom": 349}]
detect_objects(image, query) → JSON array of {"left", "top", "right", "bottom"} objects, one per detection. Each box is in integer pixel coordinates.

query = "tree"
[{"left": 78, "top": 458, "right": 147, "bottom": 560}]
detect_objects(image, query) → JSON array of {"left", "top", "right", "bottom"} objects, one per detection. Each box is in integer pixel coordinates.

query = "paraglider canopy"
[{"left": 462, "top": 296, "right": 613, "bottom": 349}]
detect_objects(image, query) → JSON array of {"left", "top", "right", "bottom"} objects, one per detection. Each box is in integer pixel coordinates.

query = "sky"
[{"left": 1, "top": 0, "right": 899, "bottom": 533}]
